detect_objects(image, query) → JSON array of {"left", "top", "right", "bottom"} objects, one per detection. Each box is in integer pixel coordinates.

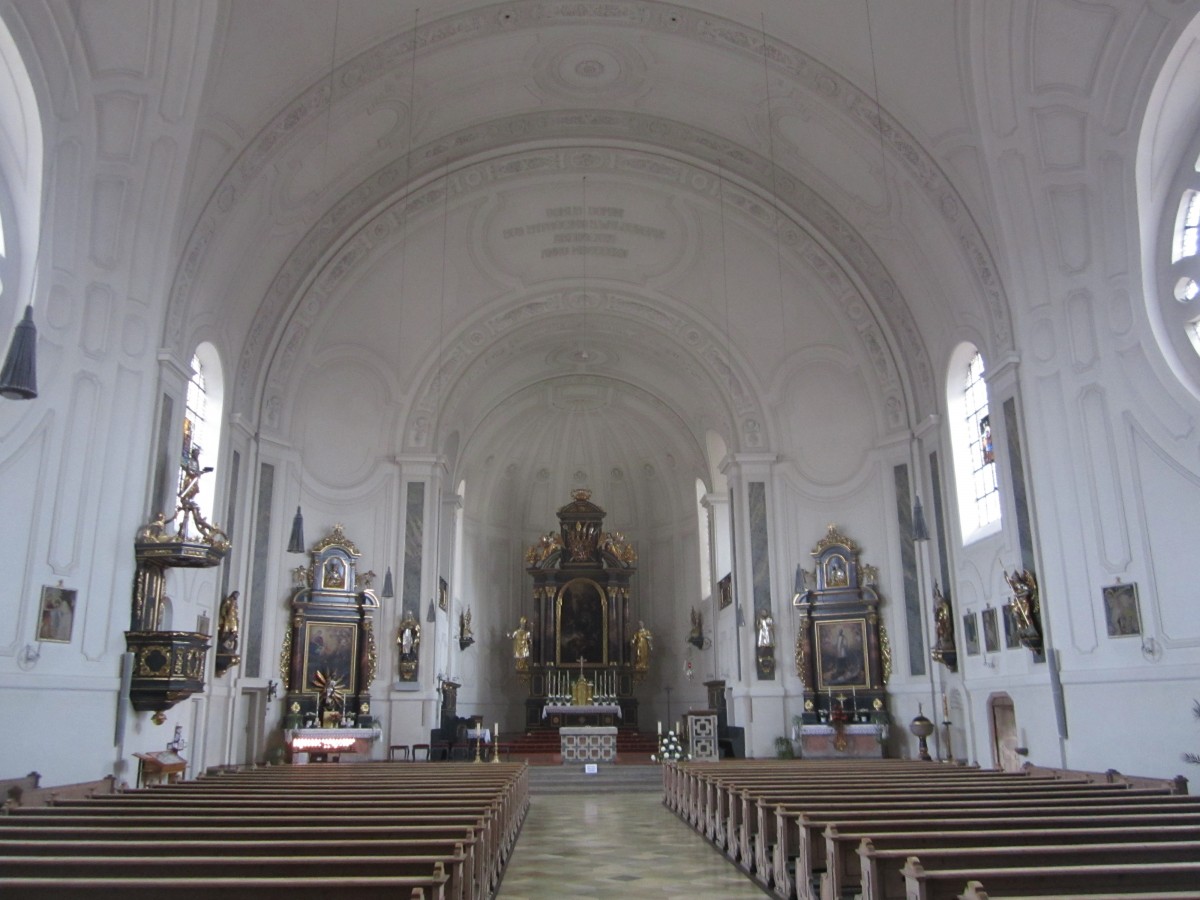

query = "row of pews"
[
  {"left": 663, "top": 758, "right": 1200, "bottom": 900},
  {"left": 0, "top": 761, "right": 530, "bottom": 899}
]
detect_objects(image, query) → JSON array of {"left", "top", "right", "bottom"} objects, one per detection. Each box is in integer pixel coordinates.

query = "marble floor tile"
[{"left": 498, "top": 792, "right": 767, "bottom": 898}]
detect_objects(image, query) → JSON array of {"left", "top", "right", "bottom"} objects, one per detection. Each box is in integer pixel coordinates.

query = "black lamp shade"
[
  {"left": 287, "top": 506, "right": 306, "bottom": 553},
  {"left": 912, "top": 495, "right": 930, "bottom": 542},
  {"left": 0, "top": 305, "right": 37, "bottom": 400}
]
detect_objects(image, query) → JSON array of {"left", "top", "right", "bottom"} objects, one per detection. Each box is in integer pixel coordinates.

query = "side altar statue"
[{"left": 518, "top": 489, "right": 641, "bottom": 729}]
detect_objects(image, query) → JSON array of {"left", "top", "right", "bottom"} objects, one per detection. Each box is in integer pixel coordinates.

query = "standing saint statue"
[
  {"left": 631, "top": 620, "right": 653, "bottom": 671},
  {"left": 397, "top": 611, "right": 421, "bottom": 682},
  {"left": 756, "top": 609, "right": 776, "bottom": 648},
  {"left": 509, "top": 616, "right": 531, "bottom": 671}
]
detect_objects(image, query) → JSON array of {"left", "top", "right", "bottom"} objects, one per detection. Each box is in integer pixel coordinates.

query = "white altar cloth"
[
  {"left": 284, "top": 727, "right": 381, "bottom": 762},
  {"left": 541, "top": 703, "right": 622, "bottom": 719}
]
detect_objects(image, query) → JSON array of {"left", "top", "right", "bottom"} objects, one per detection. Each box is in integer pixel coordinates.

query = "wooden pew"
[
  {"left": 747, "top": 784, "right": 1175, "bottom": 890},
  {"left": 901, "top": 858, "right": 1200, "bottom": 900},
  {"left": 858, "top": 841, "right": 1200, "bottom": 900},
  {"left": 0, "top": 873, "right": 445, "bottom": 899},
  {"left": 0, "top": 838, "right": 474, "bottom": 900},
  {"left": 774, "top": 793, "right": 1200, "bottom": 900},
  {"left": 822, "top": 819, "right": 1200, "bottom": 900},
  {"left": 0, "top": 763, "right": 529, "bottom": 899}
]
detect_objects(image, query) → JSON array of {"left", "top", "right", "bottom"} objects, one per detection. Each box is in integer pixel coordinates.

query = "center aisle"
[{"left": 496, "top": 791, "right": 768, "bottom": 898}]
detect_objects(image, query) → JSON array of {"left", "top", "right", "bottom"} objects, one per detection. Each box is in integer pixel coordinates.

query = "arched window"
[
  {"left": 1173, "top": 175, "right": 1200, "bottom": 354},
  {"left": 947, "top": 343, "right": 1001, "bottom": 542},
  {"left": 181, "top": 344, "right": 224, "bottom": 526},
  {"left": 1140, "top": 10, "right": 1200, "bottom": 390}
]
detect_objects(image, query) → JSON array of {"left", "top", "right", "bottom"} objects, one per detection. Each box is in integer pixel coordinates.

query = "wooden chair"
[
  {"left": 389, "top": 745, "right": 411, "bottom": 762},
  {"left": 411, "top": 744, "right": 430, "bottom": 762}
]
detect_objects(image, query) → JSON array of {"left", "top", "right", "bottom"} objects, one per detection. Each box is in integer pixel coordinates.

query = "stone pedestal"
[{"left": 560, "top": 726, "right": 618, "bottom": 764}]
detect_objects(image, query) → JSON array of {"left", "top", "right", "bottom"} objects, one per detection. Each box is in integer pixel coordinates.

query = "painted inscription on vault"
[{"left": 502, "top": 206, "right": 666, "bottom": 259}]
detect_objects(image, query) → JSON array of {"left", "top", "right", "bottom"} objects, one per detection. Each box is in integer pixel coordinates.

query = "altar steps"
[{"left": 528, "top": 764, "right": 664, "bottom": 794}]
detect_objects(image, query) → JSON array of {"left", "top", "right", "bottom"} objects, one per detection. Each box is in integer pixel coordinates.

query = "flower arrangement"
[{"left": 652, "top": 730, "right": 688, "bottom": 763}]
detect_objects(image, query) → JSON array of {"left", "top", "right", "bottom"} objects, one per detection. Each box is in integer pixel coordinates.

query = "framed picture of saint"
[
  {"left": 1001, "top": 603, "right": 1022, "bottom": 649},
  {"left": 37, "top": 585, "right": 76, "bottom": 643},
  {"left": 1102, "top": 582, "right": 1141, "bottom": 637},
  {"left": 555, "top": 579, "right": 607, "bottom": 665},
  {"left": 962, "top": 611, "right": 980, "bottom": 656},
  {"left": 814, "top": 618, "right": 869, "bottom": 690},
  {"left": 981, "top": 607, "right": 1000, "bottom": 654},
  {"left": 301, "top": 621, "right": 357, "bottom": 694},
  {"left": 717, "top": 573, "right": 733, "bottom": 610}
]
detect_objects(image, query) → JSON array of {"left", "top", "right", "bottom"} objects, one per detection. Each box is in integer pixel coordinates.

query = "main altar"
[{"left": 518, "top": 489, "right": 642, "bottom": 730}]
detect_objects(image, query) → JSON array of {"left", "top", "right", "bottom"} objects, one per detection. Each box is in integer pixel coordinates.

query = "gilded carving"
[
  {"left": 364, "top": 618, "right": 378, "bottom": 687},
  {"left": 879, "top": 624, "right": 892, "bottom": 685},
  {"left": 311, "top": 523, "right": 360, "bottom": 556},
  {"left": 794, "top": 629, "right": 808, "bottom": 682},
  {"left": 279, "top": 627, "right": 293, "bottom": 686},
  {"left": 813, "top": 524, "right": 858, "bottom": 555}
]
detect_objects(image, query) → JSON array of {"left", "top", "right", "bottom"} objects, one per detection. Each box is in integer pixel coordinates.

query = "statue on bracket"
[
  {"left": 930, "top": 582, "right": 958, "bottom": 672},
  {"left": 509, "top": 616, "right": 532, "bottom": 672},
  {"left": 215, "top": 590, "right": 241, "bottom": 677},
  {"left": 1005, "top": 568, "right": 1044, "bottom": 652},
  {"left": 459, "top": 608, "right": 475, "bottom": 651},
  {"left": 631, "top": 620, "right": 653, "bottom": 673},
  {"left": 755, "top": 608, "right": 776, "bottom": 679},
  {"left": 686, "top": 607, "right": 711, "bottom": 650},
  {"left": 396, "top": 610, "right": 421, "bottom": 682}
]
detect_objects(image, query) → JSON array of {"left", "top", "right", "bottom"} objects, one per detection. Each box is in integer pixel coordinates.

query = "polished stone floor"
[{"left": 497, "top": 792, "right": 768, "bottom": 898}]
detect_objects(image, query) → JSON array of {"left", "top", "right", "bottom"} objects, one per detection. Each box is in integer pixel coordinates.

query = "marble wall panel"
[
  {"left": 893, "top": 463, "right": 925, "bottom": 677},
  {"left": 245, "top": 462, "right": 274, "bottom": 679},
  {"left": 402, "top": 481, "right": 425, "bottom": 619}
]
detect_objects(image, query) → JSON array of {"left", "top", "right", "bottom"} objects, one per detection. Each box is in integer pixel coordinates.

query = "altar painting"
[
  {"left": 302, "top": 621, "right": 357, "bottom": 693},
  {"left": 555, "top": 579, "right": 607, "bottom": 665},
  {"left": 815, "top": 618, "right": 869, "bottom": 690}
]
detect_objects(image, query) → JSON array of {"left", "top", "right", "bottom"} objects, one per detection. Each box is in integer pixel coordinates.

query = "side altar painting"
[
  {"left": 515, "top": 489, "right": 643, "bottom": 729},
  {"left": 793, "top": 525, "right": 891, "bottom": 730},
  {"left": 280, "top": 525, "right": 380, "bottom": 734}
]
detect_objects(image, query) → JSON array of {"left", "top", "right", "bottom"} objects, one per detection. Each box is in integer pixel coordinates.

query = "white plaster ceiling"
[
  {"left": 157, "top": 1, "right": 1001, "bottom": 521},
  {"left": 35, "top": 0, "right": 1190, "bottom": 526}
]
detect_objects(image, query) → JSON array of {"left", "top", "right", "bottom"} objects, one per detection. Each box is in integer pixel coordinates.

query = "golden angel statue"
[
  {"left": 509, "top": 616, "right": 532, "bottom": 670},
  {"left": 631, "top": 620, "right": 653, "bottom": 670}
]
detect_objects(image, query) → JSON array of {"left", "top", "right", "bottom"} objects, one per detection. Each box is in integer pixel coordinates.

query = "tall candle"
[
  {"left": 942, "top": 692, "right": 949, "bottom": 718},
  {"left": 657, "top": 720, "right": 662, "bottom": 735}
]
